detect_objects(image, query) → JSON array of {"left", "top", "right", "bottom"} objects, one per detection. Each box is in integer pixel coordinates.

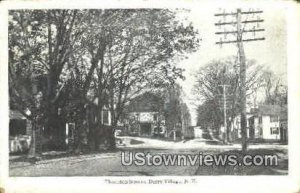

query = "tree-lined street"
[{"left": 8, "top": 7, "right": 288, "bottom": 177}]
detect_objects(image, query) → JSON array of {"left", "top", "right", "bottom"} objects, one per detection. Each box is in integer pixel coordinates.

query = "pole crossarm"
[
  {"left": 216, "top": 37, "right": 265, "bottom": 44},
  {"left": 215, "top": 19, "right": 264, "bottom": 26},
  {"left": 215, "top": 29, "right": 265, "bottom": 35},
  {"left": 241, "top": 10, "right": 263, "bottom": 14},
  {"left": 214, "top": 12, "right": 237, "bottom": 16},
  {"left": 214, "top": 10, "right": 263, "bottom": 16}
]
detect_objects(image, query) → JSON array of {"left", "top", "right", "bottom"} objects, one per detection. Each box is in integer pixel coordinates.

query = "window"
[
  {"left": 103, "top": 110, "right": 109, "bottom": 125},
  {"left": 259, "top": 117, "right": 262, "bottom": 124},
  {"left": 153, "top": 114, "right": 158, "bottom": 121},
  {"left": 270, "top": 116, "right": 279, "bottom": 123},
  {"left": 270, "top": 127, "right": 279, "bottom": 135},
  {"left": 9, "top": 119, "right": 27, "bottom": 136},
  {"left": 259, "top": 127, "right": 263, "bottom": 136},
  {"left": 94, "top": 114, "right": 97, "bottom": 123}
]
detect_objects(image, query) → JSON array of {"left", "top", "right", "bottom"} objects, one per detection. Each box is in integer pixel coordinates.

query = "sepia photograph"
[
  {"left": 1, "top": 0, "right": 300, "bottom": 192},
  {"left": 7, "top": 6, "right": 288, "bottom": 177}
]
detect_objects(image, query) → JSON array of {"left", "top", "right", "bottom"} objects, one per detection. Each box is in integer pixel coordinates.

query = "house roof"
[
  {"left": 252, "top": 105, "right": 287, "bottom": 117},
  {"left": 279, "top": 106, "right": 288, "bottom": 121},
  {"left": 127, "top": 92, "right": 163, "bottom": 113},
  {"left": 10, "top": 110, "right": 26, "bottom": 120}
]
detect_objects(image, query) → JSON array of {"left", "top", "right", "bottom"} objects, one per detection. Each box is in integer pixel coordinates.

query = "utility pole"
[
  {"left": 215, "top": 8, "right": 265, "bottom": 153},
  {"left": 223, "top": 85, "right": 227, "bottom": 136},
  {"left": 236, "top": 8, "right": 248, "bottom": 153},
  {"left": 218, "top": 84, "right": 231, "bottom": 143}
]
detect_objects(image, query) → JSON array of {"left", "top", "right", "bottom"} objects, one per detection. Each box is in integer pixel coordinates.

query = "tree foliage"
[
  {"left": 194, "top": 57, "right": 264, "bottom": 132},
  {"left": 261, "top": 70, "right": 287, "bottom": 105},
  {"left": 9, "top": 9, "right": 200, "bottom": 153}
]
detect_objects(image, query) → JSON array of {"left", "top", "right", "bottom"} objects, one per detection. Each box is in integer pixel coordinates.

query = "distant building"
[
  {"left": 9, "top": 110, "right": 32, "bottom": 153},
  {"left": 183, "top": 126, "right": 195, "bottom": 139},
  {"left": 125, "top": 90, "right": 191, "bottom": 139},
  {"left": 126, "top": 92, "right": 165, "bottom": 137},
  {"left": 248, "top": 105, "right": 287, "bottom": 141},
  {"left": 230, "top": 113, "right": 253, "bottom": 140},
  {"left": 279, "top": 106, "right": 288, "bottom": 142},
  {"left": 193, "top": 126, "right": 202, "bottom": 138},
  {"left": 86, "top": 97, "right": 112, "bottom": 127},
  {"left": 231, "top": 105, "right": 287, "bottom": 142}
]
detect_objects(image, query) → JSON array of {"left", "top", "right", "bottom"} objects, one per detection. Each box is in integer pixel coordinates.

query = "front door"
[{"left": 140, "top": 123, "right": 152, "bottom": 136}]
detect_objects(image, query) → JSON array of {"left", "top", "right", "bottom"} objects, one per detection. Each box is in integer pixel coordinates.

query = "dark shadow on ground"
[
  {"left": 109, "top": 170, "right": 153, "bottom": 176},
  {"left": 129, "top": 139, "right": 145, "bottom": 145}
]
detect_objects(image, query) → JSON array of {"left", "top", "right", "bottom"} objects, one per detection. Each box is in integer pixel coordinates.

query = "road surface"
[{"left": 9, "top": 137, "right": 288, "bottom": 176}]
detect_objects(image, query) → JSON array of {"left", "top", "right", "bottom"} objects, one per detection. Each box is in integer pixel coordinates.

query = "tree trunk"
[
  {"left": 108, "top": 122, "right": 116, "bottom": 150},
  {"left": 28, "top": 118, "right": 42, "bottom": 159},
  {"left": 226, "top": 120, "right": 231, "bottom": 143},
  {"left": 45, "top": 104, "right": 66, "bottom": 150},
  {"left": 108, "top": 86, "right": 116, "bottom": 150}
]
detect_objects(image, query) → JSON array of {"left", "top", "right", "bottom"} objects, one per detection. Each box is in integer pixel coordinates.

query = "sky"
[{"left": 175, "top": 2, "right": 287, "bottom": 125}]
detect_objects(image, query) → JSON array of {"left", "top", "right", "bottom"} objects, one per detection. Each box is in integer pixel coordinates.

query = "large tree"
[
  {"left": 9, "top": 9, "right": 200, "bottom": 153},
  {"left": 261, "top": 70, "right": 287, "bottom": 106},
  {"left": 194, "top": 57, "right": 264, "bottom": 141},
  {"left": 9, "top": 10, "right": 85, "bottom": 156},
  {"left": 79, "top": 9, "right": 200, "bottom": 149}
]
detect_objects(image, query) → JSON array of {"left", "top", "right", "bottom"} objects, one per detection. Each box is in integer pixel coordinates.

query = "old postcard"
[{"left": 0, "top": 0, "right": 300, "bottom": 193}]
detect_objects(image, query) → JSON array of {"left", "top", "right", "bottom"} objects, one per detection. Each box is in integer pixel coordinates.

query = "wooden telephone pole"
[
  {"left": 218, "top": 84, "right": 231, "bottom": 143},
  {"left": 215, "top": 8, "right": 265, "bottom": 152}
]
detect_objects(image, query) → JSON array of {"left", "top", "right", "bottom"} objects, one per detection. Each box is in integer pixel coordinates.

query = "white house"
[
  {"left": 9, "top": 110, "right": 32, "bottom": 153},
  {"left": 231, "top": 105, "right": 287, "bottom": 141},
  {"left": 248, "top": 105, "right": 286, "bottom": 140}
]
